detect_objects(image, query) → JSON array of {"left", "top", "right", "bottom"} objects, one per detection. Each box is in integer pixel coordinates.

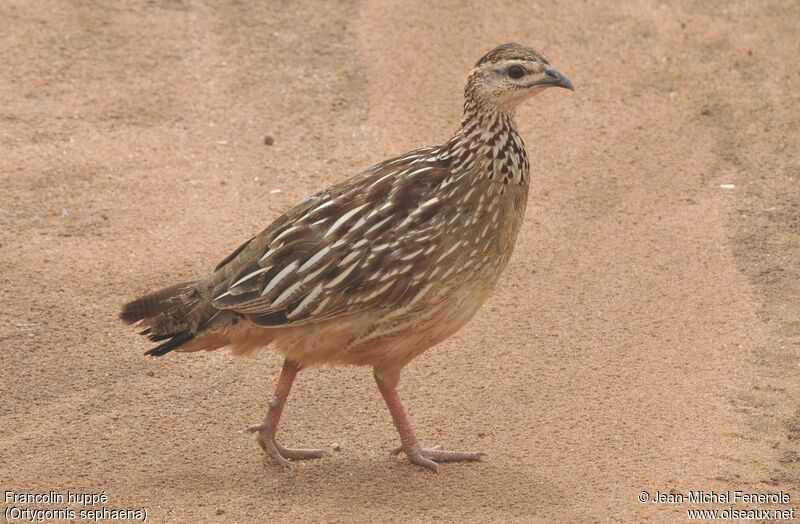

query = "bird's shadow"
[{"left": 150, "top": 449, "right": 571, "bottom": 519}]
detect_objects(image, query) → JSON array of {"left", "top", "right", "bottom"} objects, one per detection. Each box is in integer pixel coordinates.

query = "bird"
[{"left": 120, "top": 42, "right": 573, "bottom": 472}]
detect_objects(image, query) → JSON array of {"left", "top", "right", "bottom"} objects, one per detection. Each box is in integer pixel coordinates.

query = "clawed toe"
[
  {"left": 417, "top": 447, "right": 485, "bottom": 462},
  {"left": 274, "top": 441, "right": 328, "bottom": 460},
  {"left": 247, "top": 424, "right": 327, "bottom": 469},
  {"left": 391, "top": 443, "right": 442, "bottom": 455},
  {"left": 245, "top": 424, "right": 265, "bottom": 435},
  {"left": 393, "top": 443, "right": 485, "bottom": 472}
]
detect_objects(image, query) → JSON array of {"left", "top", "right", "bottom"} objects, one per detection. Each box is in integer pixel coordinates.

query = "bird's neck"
[
  {"left": 459, "top": 101, "right": 518, "bottom": 145},
  {"left": 442, "top": 97, "right": 529, "bottom": 186}
]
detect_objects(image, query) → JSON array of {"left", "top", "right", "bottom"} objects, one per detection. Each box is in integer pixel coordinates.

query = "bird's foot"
[
  {"left": 246, "top": 423, "right": 327, "bottom": 470},
  {"left": 391, "top": 444, "right": 485, "bottom": 472}
]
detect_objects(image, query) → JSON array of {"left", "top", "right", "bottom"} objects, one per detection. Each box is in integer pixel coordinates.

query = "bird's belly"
[{"left": 270, "top": 265, "right": 498, "bottom": 371}]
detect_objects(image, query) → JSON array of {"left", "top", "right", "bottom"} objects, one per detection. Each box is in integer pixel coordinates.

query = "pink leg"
[
  {"left": 246, "top": 359, "right": 327, "bottom": 469},
  {"left": 374, "top": 374, "right": 485, "bottom": 472}
]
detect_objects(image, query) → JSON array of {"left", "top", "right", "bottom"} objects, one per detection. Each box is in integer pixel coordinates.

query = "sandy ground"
[{"left": 1, "top": 1, "right": 799, "bottom": 522}]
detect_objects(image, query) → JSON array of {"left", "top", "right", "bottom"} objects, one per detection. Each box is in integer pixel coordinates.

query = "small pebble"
[
  {"left": 146, "top": 371, "right": 154, "bottom": 377},
  {"left": 332, "top": 442, "right": 341, "bottom": 452},
  {"left": 216, "top": 509, "right": 225, "bottom": 516},
  {"left": 264, "top": 135, "right": 275, "bottom": 146},
  {"left": 720, "top": 184, "right": 735, "bottom": 189}
]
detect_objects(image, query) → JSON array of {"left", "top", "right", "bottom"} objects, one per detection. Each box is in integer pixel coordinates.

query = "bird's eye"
[{"left": 507, "top": 65, "right": 525, "bottom": 79}]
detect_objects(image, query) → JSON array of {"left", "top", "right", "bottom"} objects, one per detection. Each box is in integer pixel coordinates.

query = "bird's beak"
[{"left": 535, "top": 65, "right": 574, "bottom": 91}]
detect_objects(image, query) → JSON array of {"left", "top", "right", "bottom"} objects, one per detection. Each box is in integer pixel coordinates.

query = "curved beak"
[{"left": 536, "top": 64, "right": 574, "bottom": 91}]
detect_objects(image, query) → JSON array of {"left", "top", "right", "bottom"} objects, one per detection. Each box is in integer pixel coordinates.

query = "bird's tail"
[{"left": 120, "top": 281, "right": 203, "bottom": 356}]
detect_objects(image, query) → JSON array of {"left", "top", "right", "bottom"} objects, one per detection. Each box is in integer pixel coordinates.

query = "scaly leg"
[
  {"left": 246, "top": 359, "right": 327, "bottom": 469},
  {"left": 374, "top": 373, "right": 485, "bottom": 472}
]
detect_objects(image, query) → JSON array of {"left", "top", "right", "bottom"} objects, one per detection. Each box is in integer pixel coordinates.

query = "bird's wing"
[{"left": 210, "top": 147, "right": 469, "bottom": 326}]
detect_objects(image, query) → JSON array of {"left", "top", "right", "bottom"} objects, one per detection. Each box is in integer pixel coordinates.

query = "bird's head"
[{"left": 465, "top": 42, "right": 573, "bottom": 113}]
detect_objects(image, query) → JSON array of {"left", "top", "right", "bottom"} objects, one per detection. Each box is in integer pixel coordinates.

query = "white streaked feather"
[
  {"left": 308, "top": 199, "right": 334, "bottom": 215},
  {"left": 459, "top": 187, "right": 475, "bottom": 204},
  {"left": 360, "top": 280, "right": 396, "bottom": 302},
  {"left": 300, "top": 261, "right": 333, "bottom": 285},
  {"left": 397, "top": 263, "right": 414, "bottom": 275},
  {"left": 407, "top": 282, "right": 434, "bottom": 307},
  {"left": 258, "top": 243, "right": 282, "bottom": 263},
  {"left": 325, "top": 261, "right": 360, "bottom": 289},
  {"left": 399, "top": 248, "right": 423, "bottom": 262},
  {"left": 309, "top": 296, "right": 332, "bottom": 316},
  {"left": 368, "top": 171, "right": 396, "bottom": 191},
  {"left": 419, "top": 196, "right": 439, "bottom": 209},
  {"left": 408, "top": 166, "right": 434, "bottom": 176},
  {"left": 261, "top": 261, "right": 299, "bottom": 297},
  {"left": 436, "top": 240, "right": 462, "bottom": 263},
  {"left": 440, "top": 265, "right": 456, "bottom": 280},
  {"left": 324, "top": 204, "right": 368, "bottom": 238},
  {"left": 271, "top": 280, "right": 304, "bottom": 309},
  {"left": 213, "top": 290, "right": 231, "bottom": 301},
  {"left": 338, "top": 250, "right": 362, "bottom": 268},
  {"left": 229, "top": 266, "right": 270, "bottom": 290},
  {"left": 364, "top": 215, "right": 392, "bottom": 236},
  {"left": 286, "top": 283, "right": 324, "bottom": 319},
  {"left": 378, "top": 268, "right": 398, "bottom": 282},
  {"left": 298, "top": 246, "right": 331, "bottom": 273},
  {"left": 271, "top": 225, "right": 300, "bottom": 245}
]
